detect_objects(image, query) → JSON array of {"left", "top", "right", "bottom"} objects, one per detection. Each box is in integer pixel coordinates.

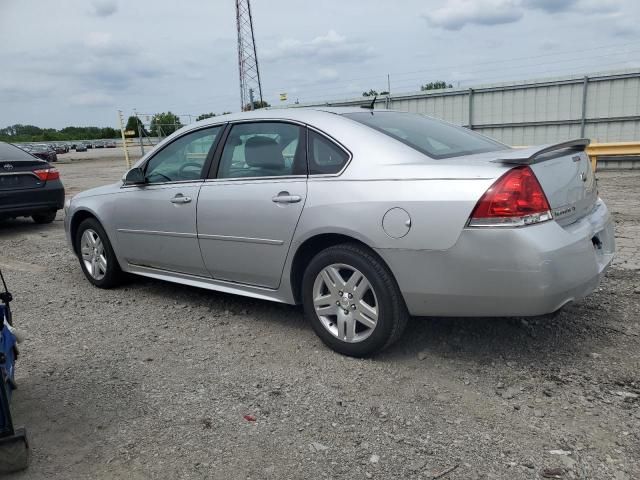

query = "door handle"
[
  {"left": 272, "top": 193, "right": 302, "bottom": 204},
  {"left": 170, "top": 194, "right": 192, "bottom": 204}
]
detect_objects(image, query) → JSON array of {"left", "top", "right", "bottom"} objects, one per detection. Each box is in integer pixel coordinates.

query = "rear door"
[
  {"left": 196, "top": 121, "right": 307, "bottom": 288},
  {"left": 112, "top": 126, "right": 223, "bottom": 276}
]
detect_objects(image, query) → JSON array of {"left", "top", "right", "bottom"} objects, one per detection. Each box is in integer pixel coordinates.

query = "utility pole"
[
  {"left": 236, "top": 0, "right": 263, "bottom": 111},
  {"left": 117, "top": 110, "right": 131, "bottom": 169},
  {"left": 134, "top": 109, "right": 145, "bottom": 156},
  {"left": 386, "top": 73, "right": 391, "bottom": 108}
]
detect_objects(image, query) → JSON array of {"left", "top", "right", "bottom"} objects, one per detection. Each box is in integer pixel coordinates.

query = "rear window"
[
  {"left": 0, "top": 142, "right": 36, "bottom": 162},
  {"left": 343, "top": 111, "right": 507, "bottom": 159}
]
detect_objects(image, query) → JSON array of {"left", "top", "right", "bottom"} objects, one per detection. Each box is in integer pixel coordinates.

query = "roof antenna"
[{"left": 361, "top": 95, "right": 377, "bottom": 110}]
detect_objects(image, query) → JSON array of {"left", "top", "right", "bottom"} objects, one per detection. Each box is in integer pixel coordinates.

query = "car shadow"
[
  {"left": 93, "top": 269, "right": 618, "bottom": 367},
  {"left": 380, "top": 297, "right": 617, "bottom": 368},
  {"left": 0, "top": 216, "right": 61, "bottom": 235}
]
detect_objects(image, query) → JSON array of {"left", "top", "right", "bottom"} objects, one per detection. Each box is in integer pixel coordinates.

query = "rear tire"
[
  {"left": 302, "top": 243, "right": 409, "bottom": 357},
  {"left": 32, "top": 211, "right": 57, "bottom": 224},
  {"left": 75, "top": 218, "right": 122, "bottom": 288}
]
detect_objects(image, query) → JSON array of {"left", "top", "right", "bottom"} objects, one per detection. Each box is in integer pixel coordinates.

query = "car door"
[
  {"left": 113, "top": 125, "right": 223, "bottom": 276},
  {"left": 197, "top": 121, "right": 307, "bottom": 288}
]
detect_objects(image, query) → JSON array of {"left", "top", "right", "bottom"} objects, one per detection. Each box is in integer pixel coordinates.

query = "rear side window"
[
  {"left": 343, "top": 111, "right": 507, "bottom": 159},
  {"left": 307, "top": 130, "right": 349, "bottom": 175}
]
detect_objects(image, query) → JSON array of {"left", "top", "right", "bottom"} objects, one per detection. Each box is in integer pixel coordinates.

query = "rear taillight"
[
  {"left": 33, "top": 168, "right": 60, "bottom": 182},
  {"left": 468, "top": 166, "right": 552, "bottom": 227}
]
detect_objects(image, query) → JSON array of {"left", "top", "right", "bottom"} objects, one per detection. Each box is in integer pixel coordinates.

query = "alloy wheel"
[
  {"left": 312, "top": 263, "right": 379, "bottom": 343},
  {"left": 80, "top": 229, "right": 107, "bottom": 281}
]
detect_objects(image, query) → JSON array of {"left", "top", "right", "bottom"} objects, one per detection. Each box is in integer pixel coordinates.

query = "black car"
[
  {"left": 52, "top": 144, "right": 67, "bottom": 154},
  {"left": 0, "top": 142, "right": 65, "bottom": 224},
  {"left": 28, "top": 145, "right": 58, "bottom": 163}
]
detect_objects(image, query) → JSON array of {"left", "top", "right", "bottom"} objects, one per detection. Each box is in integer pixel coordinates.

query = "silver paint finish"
[
  {"left": 197, "top": 178, "right": 306, "bottom": 288},
  {"left": 64, "top": 107, "right": 615, "bottom": 319}
]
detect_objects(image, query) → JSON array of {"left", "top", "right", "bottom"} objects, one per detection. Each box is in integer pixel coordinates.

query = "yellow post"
[
  {"left": 585, "top": 142, "right": 640, "bottom": 172},
  {"left": 117, "top": 110, "right": 131, "bottom": 169}
]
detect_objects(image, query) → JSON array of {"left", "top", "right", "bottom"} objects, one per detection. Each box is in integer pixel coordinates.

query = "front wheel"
[
  {"left": 302, "top": 243, "right": 408, "bottom": 357},
  {"left": 75, "top": 218, "right": 122, "bottom": 288}
]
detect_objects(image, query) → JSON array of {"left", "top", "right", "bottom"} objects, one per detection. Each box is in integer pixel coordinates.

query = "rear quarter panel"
[{"left": 294, "top": 176, "right": 496, "bottom": 251}]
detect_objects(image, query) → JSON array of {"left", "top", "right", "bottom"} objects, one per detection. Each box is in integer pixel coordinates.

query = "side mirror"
[{"left": 123, "top": 167, "right": 146, "bottom": 185}]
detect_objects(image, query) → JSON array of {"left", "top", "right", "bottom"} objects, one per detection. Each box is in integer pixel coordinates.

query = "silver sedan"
[{"left": 64, "top": 108, "right": 614, "bottom": 356}]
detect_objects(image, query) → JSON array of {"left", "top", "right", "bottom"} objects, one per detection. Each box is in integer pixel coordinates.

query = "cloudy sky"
[{"left": 1, "top": 0, "right": 638, "bottom": 128}]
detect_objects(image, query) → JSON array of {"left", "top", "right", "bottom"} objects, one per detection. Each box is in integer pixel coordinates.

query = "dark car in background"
[
  {"left": 105, "top": 140, "right": 116, "bottom": 148},
  {"left": 94, "top": 141, "right": 105, "bottom": 148},
  {"left": 26, "top": 144, "right": 58, "bottom": 163},
  {"left": 75, "top": 143, "right": 88, "bottom": 152},
  {"left": 0, "top": 142, "right": 65, "bottom": 224},
  {"left": 52, "top": 144, "right": 67, "bottom": 154}
]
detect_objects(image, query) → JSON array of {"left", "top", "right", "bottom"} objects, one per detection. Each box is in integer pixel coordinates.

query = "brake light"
[
  {"left": 33, "top": 168, "right": 60, "bottom": 182},
  {"left": 468, "top": 166, "right": 552, "bottom": 227}
]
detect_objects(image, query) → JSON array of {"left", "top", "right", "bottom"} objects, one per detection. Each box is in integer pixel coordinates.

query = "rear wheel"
[
  {"left": 32, "top": 211, "right": 57, "bottom": 224},
  {"left": 75, "top": 218, "right": 122, "bottom": 288},
  {"left": 302, "top": 243, "right": 408, "bottom": 357}
]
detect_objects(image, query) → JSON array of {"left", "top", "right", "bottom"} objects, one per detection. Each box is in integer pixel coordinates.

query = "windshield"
[{"left": 343, "top": 111, "right": 508, "bottom": 159}]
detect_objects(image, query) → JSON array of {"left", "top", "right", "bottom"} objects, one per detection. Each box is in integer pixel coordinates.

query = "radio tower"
[{"left": 236, "top": 0, "right": 263, "bottom": 111}]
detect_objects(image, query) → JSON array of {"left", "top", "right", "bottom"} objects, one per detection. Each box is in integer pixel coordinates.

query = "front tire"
[
  {"left": 302, "top": 243, "right": 408, "bottom": 357},
  {"left": 75, "top": 218, "right": 122, "bottom": 288}
]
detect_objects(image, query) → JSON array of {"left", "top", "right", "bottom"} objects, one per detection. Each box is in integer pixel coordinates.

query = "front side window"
[
  {"left": 343, "top": 112, "right": 507, "bottom": 159},
  {"left": 145, "top": 126, "right": 222, "bottom": 183},
  {"left": 307, "top": 130, "right": 349, "bottom": 175},
  {"left": 216, "top": 122, "right": 305, "bottom": 179}
]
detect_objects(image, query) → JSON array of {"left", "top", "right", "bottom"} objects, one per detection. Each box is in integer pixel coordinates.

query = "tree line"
[
  {"left": 362, "top": 80, "right": 453, "bottom": 97},
  {"left": 0, "top": 110, "right": 237, "bottom": 143},
  {"left": 0, "top": 124, "right": 120, "bottom": 143}
]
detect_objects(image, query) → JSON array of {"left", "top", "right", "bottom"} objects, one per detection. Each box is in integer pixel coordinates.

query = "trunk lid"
[
  {"left": 0, "top": 143, "right": 50, "bottom": 191},
  {"left": 492, "top": 140, "right": 597, "bottom": 226}
]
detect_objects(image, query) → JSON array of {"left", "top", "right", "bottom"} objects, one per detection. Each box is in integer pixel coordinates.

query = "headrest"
[{"left": 244, "top": 136, "right": 284, "bottom": 169}]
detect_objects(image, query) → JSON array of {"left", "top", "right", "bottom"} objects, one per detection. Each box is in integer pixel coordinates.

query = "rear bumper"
[
  {"left": 0, "top": 181, "right": 65, "bottom": 218},
  {"left": 377, "top": 198, "right": 615, "bottom": 317}
]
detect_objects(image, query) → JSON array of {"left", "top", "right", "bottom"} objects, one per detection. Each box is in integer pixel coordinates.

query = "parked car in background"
[
  {"left": 52, "top": 144, "right": 67, "bottom": 154},
  {"left": 94, "top": 141, "right": 105, "bottom": 149},
  {"left": 75, "top": 143, "right": 88, "bottom": 152},
  {"left": 27, "top": 144, "right": 58, "bottom": 163},
  {"left": 85, "top": 142, "right": 93, "bottom": 149},
  {"left": 64, "top": 108, "right": 614, "bottom": 357},
  {"left": 105, "top": 141, "right": 116, "bottom": 148},
  {"left": 0, "top": 141, "right": 65, "bottom": 224}
]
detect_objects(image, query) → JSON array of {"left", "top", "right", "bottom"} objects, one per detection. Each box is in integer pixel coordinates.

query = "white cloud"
[
  {"left": 91, "top": 0, "right": 118, "bottom": 17},
  {"left": 263, "top": 30, "right": 375, "bottom": 64},
  {"left": 85, "top": 32, "right": 114, "bottom": 50},
  {"left": 317, "top": 67, "right": 339, "bottom": 81},
  {"left": 69, "top": 92, "right": 115, "bottom": 107},
  {"left": 422, "top": 0, "right": 523, "bottom": 30},
  {"left": 423, "top": 0, "right": 622, "bottom": 30}
]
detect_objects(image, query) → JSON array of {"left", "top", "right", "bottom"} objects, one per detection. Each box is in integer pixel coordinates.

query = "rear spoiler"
[{"left": 492, "top": 138, "right": 590, "bottom": 165}]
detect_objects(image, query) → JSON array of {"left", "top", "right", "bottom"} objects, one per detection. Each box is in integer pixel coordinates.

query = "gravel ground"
[{"left": 1, "top": 154, "right": 638, "bottom": 480}]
